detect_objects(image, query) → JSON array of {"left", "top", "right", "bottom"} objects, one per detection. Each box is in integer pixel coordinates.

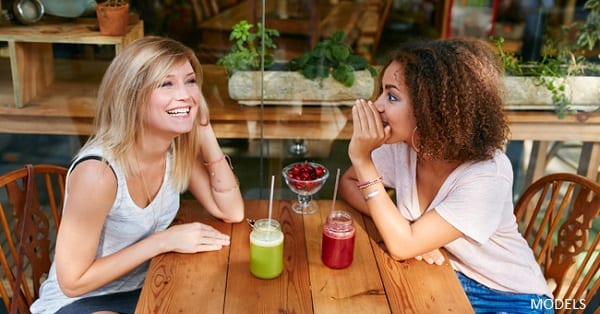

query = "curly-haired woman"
[{"left": 339, "top": 37, "right": 553, "bottom": 313}]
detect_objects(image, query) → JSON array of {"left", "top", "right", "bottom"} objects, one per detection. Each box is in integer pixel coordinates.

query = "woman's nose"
[
  {"left": 175, "top": 84, "right": 191, "bottom": 100},
  {"left": 374, "top": 96, "right": 384, "bottom": 112}
]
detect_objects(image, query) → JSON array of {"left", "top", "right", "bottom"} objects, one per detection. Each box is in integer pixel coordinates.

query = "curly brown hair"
[{"left": 385, "top": 37, "right": 509, "bottom": 162}]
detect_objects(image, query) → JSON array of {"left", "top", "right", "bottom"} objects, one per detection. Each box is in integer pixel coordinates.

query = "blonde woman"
[{"left": 31, "top": 36, "right": 244, "bottom": 314}]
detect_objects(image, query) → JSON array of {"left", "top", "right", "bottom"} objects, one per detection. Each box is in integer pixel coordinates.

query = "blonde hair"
[{"left": 81, "top": 36, "right": 208, "bottom": 192}]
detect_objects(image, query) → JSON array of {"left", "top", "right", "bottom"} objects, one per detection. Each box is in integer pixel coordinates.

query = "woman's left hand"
[
  {"left": 415, "top": 248, "right": 446, "bottom": 265},
  {"left": 349, "top": 99, "right": 390, "bottom": 163},
  {"left": 163, "top": 222, "right": 230, "bottom": 253}
]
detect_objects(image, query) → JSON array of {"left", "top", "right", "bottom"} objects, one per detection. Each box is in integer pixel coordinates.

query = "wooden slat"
[
  {"left": 0, "top": 19, "right": 143, "bottom": 107},
  {"left": 305, "top": 202, "right": 389, "bottom": 313},
  {"left": 0, "top": 18, "right": 141, "bottom": 45},
  {"left": 363, "top": 217, "right": 474, "bottom": 313},
  {"left": 134, "top": 201, "right": 231, "bottom": 313},
  {"left": 223, "top": 200, "right": 312, "bottom": 313}
]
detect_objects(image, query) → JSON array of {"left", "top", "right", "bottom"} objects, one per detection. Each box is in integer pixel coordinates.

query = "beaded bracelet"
[{"left": 356, "top": 175, "right": 383, "bottom": 190}]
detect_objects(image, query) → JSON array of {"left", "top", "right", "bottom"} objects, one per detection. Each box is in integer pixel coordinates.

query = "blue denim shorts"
[
  {"left": 456, "top": 272, "right": 554, "bottom": 314},
  {"left": 55, "top": 288, "right": 141, "bottom": 314}
]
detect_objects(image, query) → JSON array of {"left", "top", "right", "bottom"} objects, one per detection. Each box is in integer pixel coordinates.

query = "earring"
[{"left": 411, "top": 126, "right": 420, "bottom": 153}]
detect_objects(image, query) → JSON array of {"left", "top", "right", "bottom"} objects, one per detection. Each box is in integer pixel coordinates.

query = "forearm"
[
  {"left": 197, "top": 127, "right": 244, "bottom": 222},
  {"left": 339, "top": 170, "right": 370, "bottom": 215},
  {"left": 56, "top": 232, "right": 164, "bottom": 297},
  {"left": 349, "top": 160, "right": 419, "bottom": 260}
]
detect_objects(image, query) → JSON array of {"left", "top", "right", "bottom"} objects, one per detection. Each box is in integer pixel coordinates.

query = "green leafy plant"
[
  {"left": 286, "top": 31, "right": 377, "bottom": 87},
  {"left": 216, "top": 20, "right": 280, "bottom": 76},
  {"left": 495, "top": 0, "right": 600, "bottom": 118},
  {"left": 217, "top": 22, "right": 377, "bottom": 87}
]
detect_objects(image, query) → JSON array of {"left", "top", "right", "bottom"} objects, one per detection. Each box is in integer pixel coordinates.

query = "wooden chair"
[
  {"left": 514, "top": 173, "right": 600, "bottom": 313},
  {"left": 0, "top": 164, "right": 67, "bottom": 314}
]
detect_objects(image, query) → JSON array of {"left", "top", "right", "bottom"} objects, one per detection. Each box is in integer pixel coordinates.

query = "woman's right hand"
[
  {"left": 349, "top": 99, "right": 390, "bottom": 164},
  {"left": 162, "top": 222, "right": 230, "bottom": 253}
]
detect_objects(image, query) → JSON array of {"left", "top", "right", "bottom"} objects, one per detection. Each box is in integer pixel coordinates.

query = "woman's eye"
[
  {"left": 387, "top": 92, "right": 398, "bottom": 102},
  {"left": 158, "top": 81, "right": 173, "bottom": 88},
  {"left": 186, "top": 78, "right": 197, "bottom": 84}
]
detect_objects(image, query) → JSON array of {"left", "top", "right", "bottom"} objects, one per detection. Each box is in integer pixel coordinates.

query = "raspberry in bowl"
[{"left": 282, "top": 162, "right": 329, "bottom": 214}]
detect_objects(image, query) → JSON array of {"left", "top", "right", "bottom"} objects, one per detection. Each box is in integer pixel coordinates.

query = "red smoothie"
[{"left": 321, "top": 230, "right": 355, "bottom": 269}]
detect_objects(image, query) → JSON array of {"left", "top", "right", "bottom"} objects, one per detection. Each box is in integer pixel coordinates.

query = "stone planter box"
[
  {"left": 227, "top": 70, "right": 375, "bottom": 106},
  {"left": 503, "top": 76, "right": 600, "bottom": 112}
]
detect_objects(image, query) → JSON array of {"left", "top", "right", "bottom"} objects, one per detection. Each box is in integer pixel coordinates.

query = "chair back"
[
  {"left": 0, "top": 164, "right": 67, "bottom": 314},
  {"left": 514, "top": 173, "right": 600, "bottom": 313}
]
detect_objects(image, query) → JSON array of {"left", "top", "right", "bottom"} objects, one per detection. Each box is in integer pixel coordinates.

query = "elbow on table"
[
  {"left": 387, "top": 247, "right": 415, "bottom": 262},
  {"left": 222, "top": 206, "right": 245, "bottom": 223}
]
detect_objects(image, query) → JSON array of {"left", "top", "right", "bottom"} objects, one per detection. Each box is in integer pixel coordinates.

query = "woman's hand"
[
  {"left": 348, "top": 99, "right": 390, "bottom": 164},
  {"left": 415, "top": 248, "right": 445, "bottom": 265},
  {"left": 162, "top": 222, "right": 230, "bottom": 253}
]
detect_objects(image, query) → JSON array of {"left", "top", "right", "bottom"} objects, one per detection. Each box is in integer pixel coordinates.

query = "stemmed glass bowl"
[{"left": 282, "top": 162, "right": 329, "bottom": 214}]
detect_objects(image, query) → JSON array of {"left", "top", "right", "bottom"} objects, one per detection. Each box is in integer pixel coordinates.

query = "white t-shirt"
[{"left": 372, "top": 143, "right": 552, "bottom": 297}]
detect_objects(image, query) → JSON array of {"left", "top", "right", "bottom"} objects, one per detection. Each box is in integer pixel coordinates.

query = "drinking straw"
[
  {"left": 330, "top": 168, "right": 341, "bottom": 215},
  {"left": 268, "top": 175, "right": 275, "bottom": 224}
]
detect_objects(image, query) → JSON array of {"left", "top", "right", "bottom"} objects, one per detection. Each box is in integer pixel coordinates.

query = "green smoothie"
[{"left": 250, "top": 219, "right": 284, "bottom": 279}]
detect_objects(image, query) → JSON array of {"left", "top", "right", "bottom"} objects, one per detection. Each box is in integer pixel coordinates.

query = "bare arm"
[
  {"left": 55, "top": 160, "right": 230, "bottom": 297},
  {"left": 188, "top": 123, "right": 244, "bottom": 223},
  {"left": 345, "top": 100, "right": 463, "bottom": 261}
]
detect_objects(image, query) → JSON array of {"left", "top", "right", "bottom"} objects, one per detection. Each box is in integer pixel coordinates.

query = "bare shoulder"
[{"left": 67, "top": 158, "right": 117, "bottom": 198}]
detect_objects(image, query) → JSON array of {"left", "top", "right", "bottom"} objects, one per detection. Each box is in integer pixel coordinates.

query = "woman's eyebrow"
[{"left": 383, "top": 84, "right": 400, "bottom": 91}]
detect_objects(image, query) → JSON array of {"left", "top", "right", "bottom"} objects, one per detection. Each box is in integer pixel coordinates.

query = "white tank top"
[{"left": 30, "top": 146, "right": 180, "bottom": 314}]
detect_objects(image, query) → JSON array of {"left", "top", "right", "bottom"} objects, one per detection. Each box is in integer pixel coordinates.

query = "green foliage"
[
  {"left": 216, "top": 20, "right": 280, "bottom": 76},
  {"left": 575, "top": 0, "right": 600, "bottom": 51},
  {"left": 286, "top": 31, "right": 377, "bottom": 87},
  {"left": 494, "top": 0, "right": 600, "bottom": 118},
  {"left": 217, "top": 23, "right": 376, "bottom": 87}
]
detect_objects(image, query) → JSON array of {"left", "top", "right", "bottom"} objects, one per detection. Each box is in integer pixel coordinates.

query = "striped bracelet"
[{"left": 357, "top": 175, "right": 383, "bottom": 190}]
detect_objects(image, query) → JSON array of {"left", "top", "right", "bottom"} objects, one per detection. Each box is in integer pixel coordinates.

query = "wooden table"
[{"left": 135, "top": 199, "right": 474, "bottom": 313}]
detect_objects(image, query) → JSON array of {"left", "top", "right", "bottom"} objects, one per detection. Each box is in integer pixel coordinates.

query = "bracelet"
[
  {"left": 204, "top": 154, "right": 233, "bottom": 176},
  {"left": 213, "top": 183, "right": 239, "bottom": 193},
  {"left": 364, "top": 190, "right": 380, "bottom": 201},
  {"left": 357, "top": 175, "right": 383, "bottom": 190}
]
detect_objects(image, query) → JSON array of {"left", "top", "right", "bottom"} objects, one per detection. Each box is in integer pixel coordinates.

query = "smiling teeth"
[{"left": 167, "top": 108, "right": 190, "bottom": 116}]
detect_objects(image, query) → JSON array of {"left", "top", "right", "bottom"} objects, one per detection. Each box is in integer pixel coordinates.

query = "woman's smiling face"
[
  {"left": 145, "top": 61, "right": 200, "bottom": 137},
  {"left": 374, "top": 61, "right": 417, "bottom": 144}
]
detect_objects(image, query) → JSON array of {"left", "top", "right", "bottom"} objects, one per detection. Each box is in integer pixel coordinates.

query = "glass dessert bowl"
[{"left": 282, "top": 162, "right": 329, "bottom": 214}]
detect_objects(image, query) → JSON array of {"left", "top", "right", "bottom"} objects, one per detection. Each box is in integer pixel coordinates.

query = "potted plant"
[
  {"left": 217, "top": 20, "right": 378, "bottom": 106},
  {"left": 495, "top": 0, "right": 600, "bottom": 118},
  {"left": 96, "top": 0, "right": 130, "bottom": 36}
]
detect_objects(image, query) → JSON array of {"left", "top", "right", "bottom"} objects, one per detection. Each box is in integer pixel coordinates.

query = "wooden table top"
[{"left": 135, "top": 199, "right": 474, "bottom": 313}]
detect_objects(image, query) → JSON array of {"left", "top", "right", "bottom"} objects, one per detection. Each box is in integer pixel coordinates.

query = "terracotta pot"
[{"left": 96, "top": 3, "right": 129, "bottom": 36}]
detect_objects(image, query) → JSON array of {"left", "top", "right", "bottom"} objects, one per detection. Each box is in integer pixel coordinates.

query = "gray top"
[{"left": 30, "top": 146, "right": 179, "bottom": 314}]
